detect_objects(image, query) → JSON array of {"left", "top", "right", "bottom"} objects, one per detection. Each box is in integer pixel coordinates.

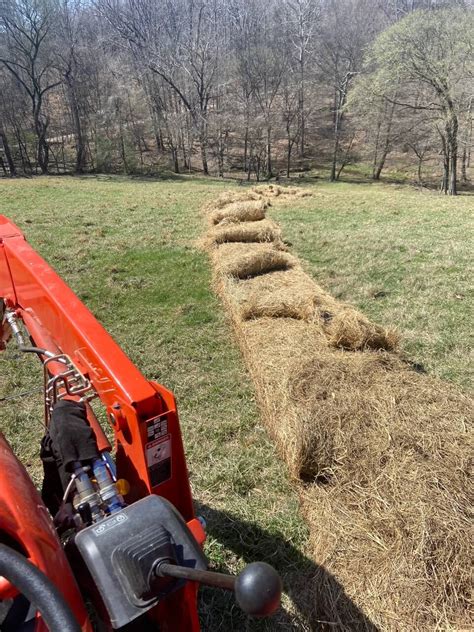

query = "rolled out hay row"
[
  {"left": 204, "top": 187, "right": 473, "bottom": 630},
  {"left": 324, "top": 307, "right": 400, "bottom": 351},
  {"left": 221, "top": 262, "right": 398, "bottom": 350},
  {"left": 286, "top": 350, "right": 472, "bottom": 479},
  {"left": 206, "top": 219, "right": 282, "bottom": 246},
  {"left": 236, "top": 316, "right": 473, "bottom": 629},
  {"left": 210, "top": 199, "right": 268, "bottom": 225},
  {"left": 253, "top": 184, "right": 312, "bottom": 198},
  {"left": 234, "top": 317, "right": 327, "bottom": 478},
  {"left": 225, "top": 268, "right": 320, "bottom": 321},
  {"left": 206, "top": 189, "right": 262, "bottom": 211},
  {"left": 295, "top": 355, "right": 472, "bottom": 629},
  {"left": 212, "top": 242, "right": 296, "bottom": 279}
]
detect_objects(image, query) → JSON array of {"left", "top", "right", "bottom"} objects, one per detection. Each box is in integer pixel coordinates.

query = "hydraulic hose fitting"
[
  {"left": 92, "top": 457, "right": 124, "bottom": 514},
  {"left": 72, "top": 461, "right": 102, "bottom": 522}
]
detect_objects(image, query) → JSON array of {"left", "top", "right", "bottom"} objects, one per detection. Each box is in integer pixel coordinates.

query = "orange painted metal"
[
  {"left": 0, "top": 433, "right": 93, "bottom": 632},
  {"left": 0, "top": 216, "right": 202, "bottom": 630}
]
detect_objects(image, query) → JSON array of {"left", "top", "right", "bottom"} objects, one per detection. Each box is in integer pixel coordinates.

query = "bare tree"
[
  {"left": 0, "top": 0, "right": 61, "bottom": 173},
  {"left": 285, "top": 0, "right": 319, "bottom": 158},
  {"left": 318, "top": 0, "right": 380, "bottom": 181},
  {"left": 364, "top": 8, "right": 474, "bottom": 194}
]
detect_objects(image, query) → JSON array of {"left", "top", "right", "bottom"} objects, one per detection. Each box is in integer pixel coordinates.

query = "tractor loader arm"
[{"left": 0, "top": 216, "right": 281, "bottom": 631}]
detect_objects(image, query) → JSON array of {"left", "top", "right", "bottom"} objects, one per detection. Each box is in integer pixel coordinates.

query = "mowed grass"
[
  {"left": 0, "top": 175, "right": 312, "bottom": 631},
  {"left": 271, "top": 181, "right": 473, "bottom": 390},
  {"left": 0, "top": 175, "right": 471, "bottom": 630}
]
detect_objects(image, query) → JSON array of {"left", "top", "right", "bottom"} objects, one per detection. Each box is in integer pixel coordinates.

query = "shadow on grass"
[{"left": 197, "top": 503, "right": 379, "bottom": 632}]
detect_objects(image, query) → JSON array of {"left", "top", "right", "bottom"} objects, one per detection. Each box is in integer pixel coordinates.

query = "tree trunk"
[
  {"left": 299, "top": 87, "right": 305, "bottom": 157},
  {"left": 243, "top": 112, "right": 249, "bottom": 173},
  {"left": 461, "top": 147, "right": 467, "bottom": 183},
  {"left": 447, "top": 110, "right": 458, "bottom": 196},
  {"left": 373, "top": 144, "right": 390, "bottom": 180},
  {"left": 287, "top": 138, "right": 292, "bottom": 178},
  {"left": 171, "top": 146, "right": 179, "bottom": 173},
  {"left": 199, "top": 115, "right": 209, "bottom": 175},
  {"left": 330, "top": 85, "right": 339, "bottom": 182},
  {"left": 417, "top": 156, "right": 423, "bottom": 185},
  {"left": 65, "top": 71, "right": 86, "bottom": 174},
  {"left": 440, "top": 133, "right": 449, "bottom": 194},
  {"left": 266, "top": 124, "right": 272, "bottom": 178},
  {"left": 34, "top": 107, "right": 50, "bottom": 175},
  {"left": 286, "top": 120, "right": 293, "bottom": 178},
  {"left": 330, "top": 134, "right": 338, "bottom": 181},
  {"left": 298, "top": 78, "right": 304, "bottom": 158},
  {"left": 37, "top": 135, "right": 49, "bottom": 174},
  {"left": 0, "top": 127, "right": 16, "bottom": 176},
  {"left": 373, "top": 101, "right": 395, "bottom": 181},
  {"left": 372, "top": 116, "right": 382, "bottom": 179}
]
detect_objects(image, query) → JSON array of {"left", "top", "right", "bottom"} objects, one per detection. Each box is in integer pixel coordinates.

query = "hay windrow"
[
  {"left": 225, "top": 268, "right": 319, "bottom": 320},
  {"left": 296, "top": 354, "right": 472, "bottom": 628},
  {"left": 202, "top": 187, "right": 472, "bottom": 630},
  {"left": 205, "top": 189, "right": 262, "bottom": 211},
  {"left": 325, "top": 309, "right": 400, "bottom": 351},
  {"left": 206, "top": 218, "right": 282, "bottom": 247},
  {"left": 212, "top": 243, "right": 297, "bottom": 279},
  {"left": 222, "top": 264, "right": 398, "bottom": 351},
  {"left": 253, "top": 184, "right": 313, "bottom": 198},
  {"left": 210, "top": 199, "right": 268, "bottom": 225},
  {"left": 236, "top": 318, "right": 327, "bottom": 476}
]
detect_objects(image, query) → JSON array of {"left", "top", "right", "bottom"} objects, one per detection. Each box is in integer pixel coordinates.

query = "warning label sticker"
[
  {"left": 146, "top": 433, "right": 171, "bottom": 487},
  {"left": 146, "top": 414, "right": 168, "bottom": 441}
]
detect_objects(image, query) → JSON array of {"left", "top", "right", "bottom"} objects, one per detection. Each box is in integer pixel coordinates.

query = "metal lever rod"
[
  {"left": 156, "top": 560, "right": 282, "bottom": 617},
  {"left": 155, "top": 562, "right": 236, "bottom": 591}
]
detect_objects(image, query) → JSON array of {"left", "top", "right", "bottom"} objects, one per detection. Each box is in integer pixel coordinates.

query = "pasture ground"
[{"left": 0, "top": 174, "right": 471, "bottom": 630}]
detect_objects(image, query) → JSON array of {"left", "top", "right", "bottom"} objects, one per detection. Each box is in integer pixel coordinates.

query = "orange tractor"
[{"left": 0, "top": 216, "right": 281, "bottom": 631}]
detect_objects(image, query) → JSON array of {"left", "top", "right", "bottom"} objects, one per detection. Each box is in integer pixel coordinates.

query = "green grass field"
[
  {"left": 270, "top": 181, "right": 473, "bottom": 388},
  {"left": 0, "top": 174, "right": 472, "bottom": 630}
]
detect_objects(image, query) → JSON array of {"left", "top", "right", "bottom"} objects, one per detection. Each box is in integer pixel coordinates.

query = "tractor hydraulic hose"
[
  {"left": 0, "top": 544, "right": 81, "bottom": 632},
  {"left": 19, "top": 345, "right": 55, "bottom": 359},
  {"left": 4, "top": 310, "right": 55, "bottom": 359}
]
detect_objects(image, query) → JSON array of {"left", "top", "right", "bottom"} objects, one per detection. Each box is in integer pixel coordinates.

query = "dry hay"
[
  {"left": 221, "top": 265, "right": 398, "bottom": 351},
  {"left": 224, "top": 268, "right": 318, "bottom": 321},
  {"left": 233, "top": 316, "right": 473, "bottom": 630},
  {"left": 202, "top": 188, "right": 472, "bottom": 629},
  {"left": 209, "top": 199, "right": 268, "bottom": 225},
  {"left": 206, "top": 218, "right": 282, "bottom": 247},
  {"left": 205, "top": 189, "right": 262, "bottom": 211},
  {"left": 324, "top": 309, "right": 400, "bottom": 351},
  {"left": 253, "top": 184, "right": 313, "bottom": 198},
  {"left": 294, "top": 353, "right": 472, "bottom": 630},
  {"left": 233, "top": 318, "right": 327, "bottom": 477},
  {"left": 212, "top": 243, "right": 297, "bottom": 279}
]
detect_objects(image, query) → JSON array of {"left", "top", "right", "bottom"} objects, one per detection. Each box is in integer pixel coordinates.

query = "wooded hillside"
[{"left": 1, "top": 0, "right": 472, "bottom": 194}]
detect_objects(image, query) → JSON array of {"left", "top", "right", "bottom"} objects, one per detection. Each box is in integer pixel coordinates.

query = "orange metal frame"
[{"left": 0, "top": 216, "right": 204, "bottom": 631}]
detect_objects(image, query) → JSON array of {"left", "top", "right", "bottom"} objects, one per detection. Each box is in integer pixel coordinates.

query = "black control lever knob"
[
  {"left": 154, "top": 560, "right": 281, "bottom": 617},
  {"left": 235, "top": 562, "right": 282, "bottom": 617}
]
